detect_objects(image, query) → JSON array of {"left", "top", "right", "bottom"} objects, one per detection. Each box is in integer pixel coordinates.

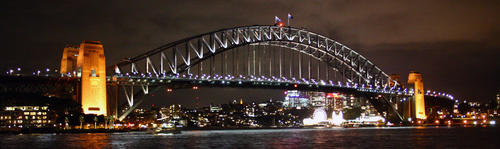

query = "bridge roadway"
[{"left": 108, "top": 74, "right": 411, "bottom": 96}]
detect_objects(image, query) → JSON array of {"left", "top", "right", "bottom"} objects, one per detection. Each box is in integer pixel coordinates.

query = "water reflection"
[
  {"left": 0, "top": 127, "right": 499, "bottom": 148},
  {"left": 72, "top": 133, "right": 110, "bottom": 148}
]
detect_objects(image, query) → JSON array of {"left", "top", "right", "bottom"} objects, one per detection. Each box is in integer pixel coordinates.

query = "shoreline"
[{"left": 0, "top": 125, "right": 496, "bottom": 134}]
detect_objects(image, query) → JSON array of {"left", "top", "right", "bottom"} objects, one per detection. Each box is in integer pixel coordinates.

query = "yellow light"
[
  {"left": 435, "top": 120, "right": 439, "bottom": 124},
  {"left": 463, "top": 120, "right": 467, "bottom": 124}
]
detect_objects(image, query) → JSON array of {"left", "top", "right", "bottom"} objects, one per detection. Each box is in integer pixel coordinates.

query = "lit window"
[
  {"left": 30, "top": 112, "right": 36, "bottom": 115},
  {"left": 24, "top": 112, "right": 29, "bottom": 115},
  {"left": 37, "top": 112, "right": 42, "bottom": 115}
]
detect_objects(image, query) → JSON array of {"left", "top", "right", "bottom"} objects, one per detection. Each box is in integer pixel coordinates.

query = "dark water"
[{"left": 1, "top": 127, "right": 499, "bottom": 148}]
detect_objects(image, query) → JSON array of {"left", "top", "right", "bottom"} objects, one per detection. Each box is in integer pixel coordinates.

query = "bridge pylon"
[
  {"left": 60, "top": 40, "right": 108, "bottom": 116},
  {"left": 407, "top": 71, "right": 426, "bottom": 120}
]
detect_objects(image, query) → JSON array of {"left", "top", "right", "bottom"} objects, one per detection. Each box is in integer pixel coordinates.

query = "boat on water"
[{"left": 147, "top": 127, "right": 181, "bottom": 134}]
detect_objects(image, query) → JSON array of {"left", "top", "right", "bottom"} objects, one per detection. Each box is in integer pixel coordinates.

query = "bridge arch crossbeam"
[
  {"left": 258, "top": 41, "right": 381, "bottom": 85},
  {"left": 113, "top": 25, "right": 393, "bottom": 87}
]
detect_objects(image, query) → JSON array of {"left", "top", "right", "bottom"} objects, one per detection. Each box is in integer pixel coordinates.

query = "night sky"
[{"left": 1, "top": 1, "right": 499, "bottom": 106}]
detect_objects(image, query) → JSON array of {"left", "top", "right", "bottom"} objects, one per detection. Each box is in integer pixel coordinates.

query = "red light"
[
  {"left": 278, "top": 22, "right": 285, "bottom": 27},
  {"left": 327, "top": 93, "right": 339, "bottom": 98},
  {"left": 294, "top": 84, "right": 298, "bottom": 88}
]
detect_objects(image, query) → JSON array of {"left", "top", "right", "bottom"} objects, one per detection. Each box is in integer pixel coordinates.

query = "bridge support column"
[
  {"left": 408, "top": 71, "right": 426, "bottom": 120},
  {"left": 61, "top": 41, "right": 108, "bottom": 116}
]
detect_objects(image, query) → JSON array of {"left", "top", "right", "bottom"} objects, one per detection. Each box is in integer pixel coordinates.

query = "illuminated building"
[
  {"left": 408, "top": 71, "right": 426, "bottom": 120},
  {"left": 60, "top": 45, "right": 79, "bottom": 76},
  {"left": 0, "top": 106, "right": 54, "bottom": 128},
  {"left": 497, "top": 90, "right": 500, "bottom": 109},
  {"left": 60, "top": 40, "right": 108, "bottom": 116},
  {"left": 331, "top": 111, "right": 344, "bottom": 126},
  {"left": 308, "top": 92, "right": 326, "bottom": 107},
  {"left": 303, "top": 107, "right": 328, "bottom": 125},
  {"left": 327, "top": 93, "right": 343, "bottom": 111},
  {"left": 283, "top": 90, "right": 309, "bottom": 108}
]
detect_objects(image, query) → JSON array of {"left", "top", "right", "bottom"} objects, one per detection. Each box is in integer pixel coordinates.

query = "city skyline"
[{"left": 1, "top": 0, "right": 499, "bottom": 103}]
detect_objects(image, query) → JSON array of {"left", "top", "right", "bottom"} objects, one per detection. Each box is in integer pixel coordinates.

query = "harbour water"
[{"left": 1, "top": 127, "right": 499, "bottom": 148}]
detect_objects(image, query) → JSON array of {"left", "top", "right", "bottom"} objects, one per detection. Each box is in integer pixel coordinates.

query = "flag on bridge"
[
  {"left": 275, "top": 16, "right": 285, "bottom": 27},
  {"left": 287, "top": 13, "right": 293, "bottom": 26},
  {"left": 275, "top": 16, "right": 282, "bottom": 24}
]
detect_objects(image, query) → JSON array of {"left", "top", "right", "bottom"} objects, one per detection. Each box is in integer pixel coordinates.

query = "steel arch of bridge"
[{"left": 113, "top": 25, "right": 394, "bottom": 87}]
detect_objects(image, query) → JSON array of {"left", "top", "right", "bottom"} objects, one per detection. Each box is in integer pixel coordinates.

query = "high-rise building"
[{"left": 408, "top": 71, "right": 426, "bottom": 120}]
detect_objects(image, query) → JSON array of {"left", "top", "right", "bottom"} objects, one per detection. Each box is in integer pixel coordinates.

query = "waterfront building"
[
  {"left": 283, "top": 90, "right": 309, "bottom": 108},
  {"left": 0, "top": 106, "right": 54, "bottom": 128},
  {"left": 309, "top": 92, "right": 327, "bottom": 107}
]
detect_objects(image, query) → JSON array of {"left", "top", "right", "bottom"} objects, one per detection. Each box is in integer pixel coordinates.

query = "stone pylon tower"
[
  {"left": 408, "top": 71, "right": 426, "bottom": 120},
  {"left": 388, "top": 74, "right": 402, "bottom": 88},
  {"left": 60, "top": 41, "right": 108, "bottom": 116},
  {"left": 60, "top": 45, "right": 79, "bottom": 76},
  {"left": 76, "top": 40, "right": 107, "bottom": 116}
]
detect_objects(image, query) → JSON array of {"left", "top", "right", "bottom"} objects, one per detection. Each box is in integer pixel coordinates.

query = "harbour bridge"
[{"left": 1, "top": 25, "right": 455, "bottom": 123}]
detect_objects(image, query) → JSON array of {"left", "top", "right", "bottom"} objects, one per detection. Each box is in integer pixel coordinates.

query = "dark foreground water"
[{"left": 1, "top": 127, "right": 499, "bottom": 148}]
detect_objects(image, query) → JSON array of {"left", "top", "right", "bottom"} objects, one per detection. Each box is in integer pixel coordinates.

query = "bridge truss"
[{"left": 110, "top": 25, "right": 405, "bottom": 121}]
